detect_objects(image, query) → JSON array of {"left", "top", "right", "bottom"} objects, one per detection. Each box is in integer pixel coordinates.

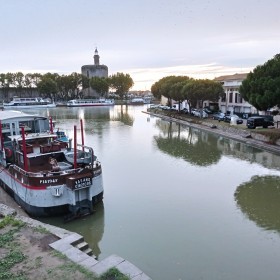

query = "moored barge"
[{"left": 0, "top": 111, "right": 103, "bottom": 218}]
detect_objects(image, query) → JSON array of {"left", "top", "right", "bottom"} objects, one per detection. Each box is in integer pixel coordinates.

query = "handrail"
[{"left": 10, "top": 164, "right": 83, "bottom": 177}]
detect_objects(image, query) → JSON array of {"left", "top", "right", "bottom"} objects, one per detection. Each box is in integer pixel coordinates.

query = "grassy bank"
[{"left": 0, "top": 216, "right": 129, "bottom": 280}]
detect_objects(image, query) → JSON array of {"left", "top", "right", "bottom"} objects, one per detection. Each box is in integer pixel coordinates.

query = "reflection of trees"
[
  {"left": 110, "top": 105, "right": 134, "bottom": 126},
  {"left": 154, "top": 121, "right": 222, "bottom": 166},
  {"left": 235, "top": 175, "right": 280, "bottom": 232}
]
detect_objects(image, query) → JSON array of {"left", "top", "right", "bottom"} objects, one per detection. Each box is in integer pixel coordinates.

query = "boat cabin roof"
[
  {"left": 0, "top": 111, "right": 47, "bottom": 122},
  {"left": 8, "top": 132, "right": 57, "bottom": 142}
]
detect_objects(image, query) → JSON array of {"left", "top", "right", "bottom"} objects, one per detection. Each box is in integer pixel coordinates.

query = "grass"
[
  {"left": 100, "top": 268, "right": 130, "bottom": 280},
  {"left": 0, "top": 215, "right": 25, "bottom": 229},
  {"left": 0, "top": 216, "right": 27, "bottom": 280},
  {"left": 0, "top": 216, "right": 131, "bottom": 280}
]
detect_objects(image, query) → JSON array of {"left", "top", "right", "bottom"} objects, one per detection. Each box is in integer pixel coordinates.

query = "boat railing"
[{"left": 10, "top": 164, "right": 83, "bottom": 177}]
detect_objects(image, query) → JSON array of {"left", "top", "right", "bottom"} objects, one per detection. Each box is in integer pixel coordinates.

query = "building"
[
  {"left": 81, "top": 48, "right": 108, "bottom": 97},
  {"left": 215, "top": 73, "right": 257, "bottom": 115}
]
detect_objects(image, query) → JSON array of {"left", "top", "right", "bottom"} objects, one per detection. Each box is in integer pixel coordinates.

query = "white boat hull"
[{"left": 3, "top": 104, "right": 56, "bottom": 109}]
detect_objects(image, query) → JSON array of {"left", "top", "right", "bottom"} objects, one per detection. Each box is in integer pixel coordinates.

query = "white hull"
[
  {"left": 3, "top": 104, "right": 56, "bottom": 109},
  {"left": 0, "top": 168, "right": 103, "bottom": 209},
  {"left": 67, "top": 99, "right": 114, "bottom": 107}
]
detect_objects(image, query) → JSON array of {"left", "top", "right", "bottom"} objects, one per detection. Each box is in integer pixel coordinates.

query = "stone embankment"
[
  {"left": 0, "top": 203, "right": 151, "bottom": 280},
  {"left": 145, "top": 110, "right": 280, "bottom": 156}
]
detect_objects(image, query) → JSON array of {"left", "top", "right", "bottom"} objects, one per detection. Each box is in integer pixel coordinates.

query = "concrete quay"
[{"left": 0, "top": 203, "right": 151, "bottom": 280}]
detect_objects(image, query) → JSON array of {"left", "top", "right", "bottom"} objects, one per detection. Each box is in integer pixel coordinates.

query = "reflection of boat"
[
  {"left": 67, "top": 98, "right": 114, "bottom": 107},
  {"left": 0, "top": 110, "right": 103, "bottom": 218},
  {"left": 3, "top": 97, "right": 56, "bottom": 109}
]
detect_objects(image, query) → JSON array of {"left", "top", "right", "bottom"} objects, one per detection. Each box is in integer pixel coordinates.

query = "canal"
[{"left": 33, "top": 105, "right": 280, "bottom": 280}]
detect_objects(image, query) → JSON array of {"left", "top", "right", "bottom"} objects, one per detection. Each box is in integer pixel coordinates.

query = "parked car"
[
  {"left": 224, "top": 114, "right": 243, "bottom": 124},
  {"left": 246, "top": 116, "right": 274, "bottom": 129},
  {"left": 181, "top": 108, "right": 189, "bottom": 114},
  {"left": 212, "top": 112, "right": 225, "bottom": 121},
  {"left": 149, "top": 104, "right": 159, "bottom": 109},
  {"left": 203, "top": 107, "right": 213, "bottom": 114},
  {"left": 160, "top": 105, "right": 170, "bottom": 110},
  {"left": 192, "top": 109, "right": 208, "bottom": 118}
]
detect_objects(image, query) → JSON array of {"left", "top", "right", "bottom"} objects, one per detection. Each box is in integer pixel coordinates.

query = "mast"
[
  {"left": 0, "top": 121, "right": 3, "bottom": 151},
  {"left": 80, "top": 119, "right": 84, "bottom": 152},
  {"left": 21, "top": 127, "right": 28, "bottom": 171},
  {"left": 74, "top": 125, "right": 77, "bottom": 169}
]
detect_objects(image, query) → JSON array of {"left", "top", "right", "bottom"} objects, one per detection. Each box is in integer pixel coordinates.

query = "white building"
[{"left": 215, "top": 73, "right": 257, "bottom": 115}]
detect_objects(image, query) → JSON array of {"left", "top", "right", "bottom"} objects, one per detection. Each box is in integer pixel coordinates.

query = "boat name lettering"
[
  {"left": 40, "top": 179, "right": 58, "bottom": 184},
  {"left": 74, "top": 177, "right": 92, "bottom": 189}
]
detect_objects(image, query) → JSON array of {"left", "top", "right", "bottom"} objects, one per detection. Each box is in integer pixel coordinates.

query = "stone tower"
[{"left": 81, "top": 48, "right": 108, "bottom": 97}]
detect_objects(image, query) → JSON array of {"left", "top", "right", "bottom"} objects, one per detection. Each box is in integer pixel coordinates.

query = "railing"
[{"left": 10, "top": 164, "right": 83, "bottom": 177}]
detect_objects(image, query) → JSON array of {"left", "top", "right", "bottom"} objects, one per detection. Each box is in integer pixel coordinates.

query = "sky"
[{"left": 1, "top": 0, "right": 280, "bottom": 90}]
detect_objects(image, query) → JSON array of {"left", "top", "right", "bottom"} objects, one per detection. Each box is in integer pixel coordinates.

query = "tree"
[
  {"left": 151, "top": 76, "right": 190, "bottom": 107},
  {"left": 240, "top": 53, "right": 280, "bottom": 110},
  {"left": 90, "top": 77, "right": 109, "bottom": 97},
  {"left": 189, "top": 79, "right": 224, "bottom": 108},
  {"left": 109, "top": 72, "right": 134, "bottom": 99},
  {"left": 37, "top": 78, "right": 57, "bottom": 99}
]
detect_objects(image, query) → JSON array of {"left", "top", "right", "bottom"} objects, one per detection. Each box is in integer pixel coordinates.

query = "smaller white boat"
[
  {"left": 130, "top": 97, "right": 151, "bottom": 105},
  {"left": 67, "top": 98, "right": 114, "bottom": 107},
  {"left": 3, "top": 97, "right": 56, "bottom": 109}
]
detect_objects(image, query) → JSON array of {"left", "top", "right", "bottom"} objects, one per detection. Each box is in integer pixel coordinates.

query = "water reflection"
[
  {"left": 217, "top": 137, "right": 280, "bottom": 170},
  {"left": 154, "top": 120, "right": 280, "bottom": 170},
  {"left": 39, "top": 202, "right": 105, "bottom": 259},
  {"left": 109, "top": 105, "right": 134, "bottom": 126},
  {"left": 235, "top": 175, "right": 280, "bottom": 232},
  {"left": 154, "top": 121, "right": 222, "bottom": 166}
]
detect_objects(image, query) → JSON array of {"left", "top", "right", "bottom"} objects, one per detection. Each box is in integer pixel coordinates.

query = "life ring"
[{"left": 4, "top": 147, "right": 13, "bottom": 158}]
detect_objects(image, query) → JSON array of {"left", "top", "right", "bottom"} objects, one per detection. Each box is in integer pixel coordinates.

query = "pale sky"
[{"left": 1, "top": 0, "right": 279, "bottom": 90}]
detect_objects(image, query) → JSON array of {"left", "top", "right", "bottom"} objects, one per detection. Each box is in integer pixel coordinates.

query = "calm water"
[{"left": 32, "top": 105, "right": 280, "bottom": 280}]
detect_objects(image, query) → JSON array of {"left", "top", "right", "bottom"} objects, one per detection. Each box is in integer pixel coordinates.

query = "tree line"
[
  {"left": 0, "top": 72, "right": 134, "bottom": 101},
  {"left": 151, "top": 53, "right": 280, "bottom": 113},
  {"left": 151, "top": 76, "right": 224, "bottom": 111}
]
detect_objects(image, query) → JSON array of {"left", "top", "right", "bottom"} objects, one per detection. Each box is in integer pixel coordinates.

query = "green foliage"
[
  {"left": 0, "top": 216, "right": 25, "bottom": 229},
  {"left": 90, "top": 76, "right": 109, "bottom": 96},
  {"left": 109, "top": 72, "right": 134, "bottom": 99},
  {"left": 0, "top": 250, "right": 26, "bottom": 280},
  {"left": 33, "top": 225, "right": 50, "bottom": 234},
  {"left": 151, "top": 76, "right": 223, "bottom": 111},
  {"left": 100, "top": 267, "right": 130, "bottom": 280},
  {"left": 0, "top": 230, "right": 15, "bottom": 247},
  {"left": 240, "top": 53, "right": 280, "bottom": 110},
  {"left": 37, "top": 77, "right": 57, "bottom": 99}
]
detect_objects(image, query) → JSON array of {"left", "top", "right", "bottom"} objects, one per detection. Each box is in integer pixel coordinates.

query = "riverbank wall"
[{"left": 145, "top": 110, "right": 280, "bottom": 156}]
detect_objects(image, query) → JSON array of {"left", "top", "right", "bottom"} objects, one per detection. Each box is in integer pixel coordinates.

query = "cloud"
[{"left": 118, "top": 63, "right": 254, "bottom": 90}]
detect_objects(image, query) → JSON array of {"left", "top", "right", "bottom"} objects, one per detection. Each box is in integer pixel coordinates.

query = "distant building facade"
[
  {"left": 215, "top": 73, "right": 257, "bottom": 114},
  {"left": 81, "top": 48, "right": 108, "bottom": 97}
]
